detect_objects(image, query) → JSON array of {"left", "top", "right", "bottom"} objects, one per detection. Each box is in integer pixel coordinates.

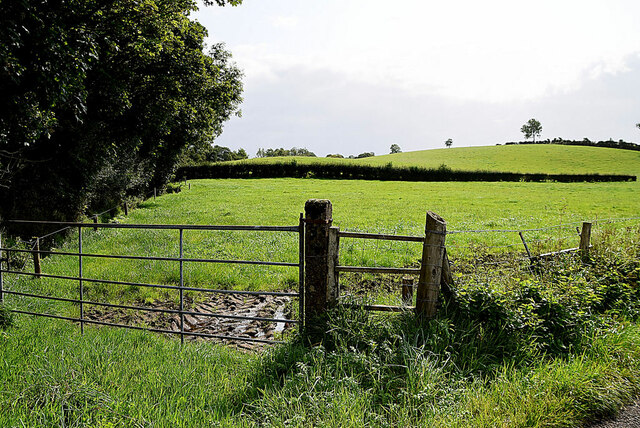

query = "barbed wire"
[{"left": 448, "top": 216, "right": 640, "bottom": 235}]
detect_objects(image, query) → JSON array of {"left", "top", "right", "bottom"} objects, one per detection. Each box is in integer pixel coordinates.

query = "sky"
[{"left": 193, "top": 0, "right": 640, "bottom": 157}]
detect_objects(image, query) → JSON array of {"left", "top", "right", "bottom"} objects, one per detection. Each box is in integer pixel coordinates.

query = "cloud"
[
  {"left": 201, "top": 0, "right": 640, "bottom": 103},
  {"left": 269, "top": 15, "right": 299, "bottom": 29}
]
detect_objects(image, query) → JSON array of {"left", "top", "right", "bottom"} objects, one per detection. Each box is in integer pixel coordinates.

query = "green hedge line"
[{"left": 176, "top": 161, "right": 636, "bottom": 183}]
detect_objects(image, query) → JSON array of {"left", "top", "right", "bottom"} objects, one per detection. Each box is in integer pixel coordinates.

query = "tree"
[
  {"left": 445, "top": 138, "right": 453, "bottom": 148},
  {"left": 636, "top": 123, "right": 640, "bottom": 131},
  {"left": 521, "top": 119, "right": 543, "bottom": 142},
  {"left": 0, "top": 0, "right": 243, "bottom": 224},
  {"left": 356, "top": 152, "right": 375, "bottom": 158},
  {"left": 390, "top": 144, "right": 401, "bottom": 154}
]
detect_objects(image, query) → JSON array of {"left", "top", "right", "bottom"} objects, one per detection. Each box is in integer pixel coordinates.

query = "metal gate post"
[
  {"left": 298, "top": 213, "right": 305, "bottom": 329},
  {"left": 79, "top": 227, "right": 84, "bottom": 334}
]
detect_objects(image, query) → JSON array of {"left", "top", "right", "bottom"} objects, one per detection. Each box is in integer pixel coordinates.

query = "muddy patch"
[{"left": 85, "top": 293, "right": 295, "bottom": 350}]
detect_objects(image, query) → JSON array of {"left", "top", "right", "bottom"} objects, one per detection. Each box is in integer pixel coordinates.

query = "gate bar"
[
  {"left": 3, "top": 290, "right": 299, "bottom": 324},
  {"left": 0, "top": 247, "right": 299, "bottom": 267},
  {"left": 79, "top": 226, "right": 84, "bottom": 334},
  {"left": 10, "top": 310, "right": 283, "bottom": 344},
  {"left": 1, "top": 269, "right": 299, "bottom": 297},
  {"left": 6, "top": 220, "right": 299, "bottom": 232}
]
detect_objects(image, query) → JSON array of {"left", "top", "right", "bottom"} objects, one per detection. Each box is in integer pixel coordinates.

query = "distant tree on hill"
[
  {"left": 326, "top": 154, "right": 344, "bottom": 158},
  {"left": 445, "top": 138, "right": 453, "bottom": 148},
  {"left": 636, "top": 123, "right": 640, "bottom": 131},
  {"left": 356, "top": 152, "right": 375, "bottom": 158},
  {"left": 521, "top": 118, "right": 543, "bottom": 142},
  {"left": 390, "top": 144, "right": 401, "bottom": 154}
]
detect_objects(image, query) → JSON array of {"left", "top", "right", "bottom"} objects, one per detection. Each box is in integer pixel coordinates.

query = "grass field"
[
  {"left": 2, "top": 151, "right": 640, "bottom": 426},
  {"left": 235, "top": 144, "right": 640, "bottom": 177},
  {"left": 4, "top": 178, "right": 638, "bottom": 305}
]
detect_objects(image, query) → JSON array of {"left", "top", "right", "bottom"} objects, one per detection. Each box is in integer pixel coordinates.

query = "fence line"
[{"left": 1, "top": 202, "right": 639, "bottom": 344}]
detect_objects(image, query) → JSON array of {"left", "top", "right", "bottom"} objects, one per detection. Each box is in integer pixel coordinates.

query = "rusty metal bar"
[
  {"left": 6, "top": 220, "right": 299, "bottom": 232},
  {"left": 1, "top": 269, "right": 299, "bottom": 297},
  {"left": 518, "top": 231, "right": 532, "bottom": 259},
  {"left": 338, "top": 231, "right": 424, "bottom": 242},
  {"left": 0, "top": 247, "right": 298, "bottom": 268},
  {"left": 336, "top": 266, "right": 420, "bottom": 275}
]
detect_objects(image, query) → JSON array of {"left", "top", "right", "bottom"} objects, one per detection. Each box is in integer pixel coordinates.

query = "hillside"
[{"left": 233, "top": 144, "right": 640, "bottom": 177}]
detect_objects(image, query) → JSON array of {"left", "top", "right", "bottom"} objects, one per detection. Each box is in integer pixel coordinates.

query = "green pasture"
[
  {"left": 2, "top": 177, "right": 639, "bottom": 316},
  {"left": 236, "top": 144, "right": 640, "bottom": 177},
  {"left": 2, "top": 176, "right": 640, "bottom": 427}
]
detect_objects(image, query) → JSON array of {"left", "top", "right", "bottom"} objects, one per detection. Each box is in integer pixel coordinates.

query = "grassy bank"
[{"left": 228, "top": 144, "right": 640, "bottom": 177}]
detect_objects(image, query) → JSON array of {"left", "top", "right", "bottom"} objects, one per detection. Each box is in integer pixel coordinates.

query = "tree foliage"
[
  {"left": 181, "top": 144, "right": 247, "bottom": 164},
  {"left": 256, "top": 147, "right": 316, "bottom": 158},
  {"left": 445, "top": 138, "right": 453, "bottom": 148},
  {"left": 0, "top": 0, "right": 243, "bottom": 224},
  {"left": 521, "top": 119, "right": 543, "bottom": 142},
  {"left": 390, "top": 144, "right": 401, "bottom": 154},
  {"left": 356, "top": 152, "right": 375, "bottom": 159}
]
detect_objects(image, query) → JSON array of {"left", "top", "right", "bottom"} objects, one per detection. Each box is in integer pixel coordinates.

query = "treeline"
[
  {"left": 177, "top": 162, "right": 636, "bottom": 183},
  {"left": 503, "top": 138, "right": 640, "bottom": 151},
  {"left": 326, "top": 152, "right": 375, "bottom": 159},
  {"left": 180, "top": 145, "right": 248, "bottom": 165},
  {"left": 256, "top": 147, "right": 316, "bottom": 157}
]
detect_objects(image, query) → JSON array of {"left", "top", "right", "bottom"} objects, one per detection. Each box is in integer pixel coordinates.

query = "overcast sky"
[{"left": 193, "top": 0, "right": 640, "bottom": 157}]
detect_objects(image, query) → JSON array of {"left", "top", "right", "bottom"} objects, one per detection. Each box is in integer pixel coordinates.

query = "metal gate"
[{"left": 0, "top": 218, "right": 304, "bottom": 345}]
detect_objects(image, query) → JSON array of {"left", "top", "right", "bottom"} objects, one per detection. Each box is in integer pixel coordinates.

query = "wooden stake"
[
  {"left": 93, "top": 215, "right": 98, "bottom": 232},
  {"left": 579, "top": 222, "right": 592, "bottom": 260},
  {"left": 416, "top": 211, "right": 447, "bottom": 318}
]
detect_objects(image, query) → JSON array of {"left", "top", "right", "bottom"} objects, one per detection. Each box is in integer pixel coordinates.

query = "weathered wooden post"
[
  {"left": 154, "top": 187, "right": 157, "bottom": 200},
  {"left": 402, "top": 277, "right": 414, "bottom": 306},
  {"left": 93, "top": 215, "right": 98, "bottom": 232},
  {"left": 123, "top": 202, "right": 129, "bottom": 216},
  {"left": 304, "top": 199, "right": 339, "bottom": 330},
  {"left": 32, "top": 237, "right": 42, "bottom": 278},
  {"left": 416, "top": 211, "right": 447, "bottom": 318},
  {"left": 579, "top": 222, "right": 592, "bottom": 260}
]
